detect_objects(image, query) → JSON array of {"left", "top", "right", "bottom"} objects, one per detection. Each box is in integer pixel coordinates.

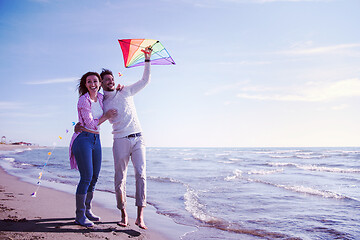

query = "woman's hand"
[{"left": 116, "top": 84, "right": 124, "bottom": 91}]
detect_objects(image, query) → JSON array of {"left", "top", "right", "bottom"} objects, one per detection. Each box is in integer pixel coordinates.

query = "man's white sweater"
[{"left": 103, "top": 62, "right": 151, "bottom": 139}]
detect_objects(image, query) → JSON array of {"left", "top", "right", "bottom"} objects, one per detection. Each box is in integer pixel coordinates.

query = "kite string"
[{"left": 31, "top": 129, "right": 70, "bottom": 197}]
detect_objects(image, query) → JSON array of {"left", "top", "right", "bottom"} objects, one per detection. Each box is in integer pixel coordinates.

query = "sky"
[{"left": 1, "top": 0, "right": 360, "bottom": 148}]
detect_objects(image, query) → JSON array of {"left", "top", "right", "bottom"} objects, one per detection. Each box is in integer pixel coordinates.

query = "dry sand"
[{"left": 0, "top": 144, "right": 168, "bottom": 240}]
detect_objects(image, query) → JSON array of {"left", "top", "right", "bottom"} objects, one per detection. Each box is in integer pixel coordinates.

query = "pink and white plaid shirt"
[{"left": 69, "top": 92, "right": 104, "bottom": 169}]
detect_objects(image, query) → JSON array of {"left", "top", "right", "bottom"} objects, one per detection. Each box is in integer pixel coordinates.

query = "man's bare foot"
[
  {"left": 135, "top": 218, "right": 147, "bottom": 229},
  {"left": 117, "top": 221, "right": 128, "bottom": 227},
  {"left": 135, "top": 206, "right": 147, "bottom": 229},
  {"left": 117, "top": 209, "right": 128, "bottom": 227}
]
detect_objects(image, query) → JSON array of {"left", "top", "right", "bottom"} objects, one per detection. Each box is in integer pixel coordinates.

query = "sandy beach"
[{"left": 0, "top": 144, "right": 167, "bottom": 240}]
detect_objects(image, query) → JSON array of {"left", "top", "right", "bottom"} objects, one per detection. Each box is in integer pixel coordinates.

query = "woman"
[{"left": 69, "top": 72, "right": 117, "bottom": 227}]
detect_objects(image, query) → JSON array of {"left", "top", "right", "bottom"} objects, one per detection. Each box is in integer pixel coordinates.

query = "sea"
[{"left": 0, "top": 146, "right": 360, "bottom": 239}]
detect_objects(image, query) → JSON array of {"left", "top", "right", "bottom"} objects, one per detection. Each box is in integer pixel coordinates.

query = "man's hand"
[
  {"left": 141, "top": 45, "right": 153, "bottom": 60},
  {"left": 74, "top": 122, "right": 84, "bottom": 133}
]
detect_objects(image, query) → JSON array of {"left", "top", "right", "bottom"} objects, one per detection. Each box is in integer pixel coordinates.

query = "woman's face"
[{"left": 85, "top": 75, "right": 100, "bottom": 95}]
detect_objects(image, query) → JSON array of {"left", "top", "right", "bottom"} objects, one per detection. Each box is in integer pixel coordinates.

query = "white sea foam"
[
  {"left": 14, "top": 147, "right": 32, "bottom": 153},
  {"left": 267, "top": 162, "right": 360, "bottom": 173},
  {"left": 148, "top": 176, "right": 183, "bottom": 184},
  {"left": 255, "top": 150, "right": 301, "bottom": 155},
  {"left": 279, "top": 185, "right": 346, "bottom": 199},
  {"left": 21, "top": 163, "right": 32, "bottom": 166},
  {"left": 325, "top": 150, "right": 360, "bottom": 154},
  {"left": 183, "top": 157, "right": 203, "bottom": 161},
  {"left": 248, "top": 168, "right": 284, "bottom": 175},
  {"left": 218, "top": 158, "right": 242, "bottom": 163},
  {"left": 224, "top": 169, "right": 243, "bottom": 181},
  {"left": 267, "top": 162, "right": 295, "bottom": 167},
  {"left": 215, "top": 153, "right": 230, "bottom": 157},
  {"left": 248, "top": 178, "right": 349, "bottom": 200},
  {"left": 296, "top": 155, "right": 325, "bottom": 159},
  {"left": 297, "top": 164, "right": 360, "bottom": 173},
  {"left": 184, "top": 186, "right": 217, "bottom": 223},
  {"left": 269, "top": 155, "right": 293, "bottom": 159},
  {"left": 218, "top": 160, "right": 234, "bottom": 164},
  {"left": 3, "top": 157, "right": 15, "bottom": 162}
]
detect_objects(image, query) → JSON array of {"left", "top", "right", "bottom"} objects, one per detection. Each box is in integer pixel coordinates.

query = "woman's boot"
[
  {"left": 75, "top": 194, "right": 94, "bottom": 227},
  {"left": 85, "top": 192, "right": 101, "bottom": 221}
]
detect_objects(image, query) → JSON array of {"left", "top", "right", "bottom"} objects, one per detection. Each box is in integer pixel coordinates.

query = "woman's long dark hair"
[{"left": 78, "top": 72, "right": 102, "bottom": 97}]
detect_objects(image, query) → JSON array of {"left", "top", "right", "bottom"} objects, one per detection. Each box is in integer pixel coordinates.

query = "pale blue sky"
[{"left": 1, "top": 0, "right": 359, "bottom": 147}]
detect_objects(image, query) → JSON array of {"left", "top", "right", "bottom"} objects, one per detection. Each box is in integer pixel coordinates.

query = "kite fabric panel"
[{"left": 118, "top": 39, "right": 176, "bottom": 68}]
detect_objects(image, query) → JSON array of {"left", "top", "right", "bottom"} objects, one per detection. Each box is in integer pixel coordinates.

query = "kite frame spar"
[{"left": 118, "top": 39, "right": 176, "bottom": 68}]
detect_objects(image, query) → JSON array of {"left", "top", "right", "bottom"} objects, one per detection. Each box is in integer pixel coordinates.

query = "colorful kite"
[{"left": 118, "top": 39, "right": 175, "bottom": 68}]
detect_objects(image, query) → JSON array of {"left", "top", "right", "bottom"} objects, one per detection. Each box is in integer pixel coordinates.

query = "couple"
[{"left": 69, "top": 47, "right": 152, "bottom": 229}]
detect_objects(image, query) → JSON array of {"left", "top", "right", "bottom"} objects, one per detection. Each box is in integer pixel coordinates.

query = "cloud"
[
  {"left": 281, "top": 43, "right": 360, "bottom": 56},
  {"left": 0, "top": 112, "right": 51, "bottom": 118},
  {"left": 204, "top": 81, "right": 249, "bottom": 96},
  {"left": 218, "top": 60, "right": 271, "bottom": 66},
  {"left": 25, "top": 77, "right": 78, "bottom": 85},
  {"left": 222, "top": 0, "right": 332, "bottom": 3},
  {"left": 255, "top": 0, "right": 331, "bottom": 2},
  {"left": 331, "top": 104, "right": 348, "bottom": 110},
  {"left": 0, "top": 102, "right": 24, "bottom": 110},
  {"left": 237, "top": 78, "right": 360, "bottom": 102},
  {"left": 175, "top": 0, "right": 329, "bottom": 8}
]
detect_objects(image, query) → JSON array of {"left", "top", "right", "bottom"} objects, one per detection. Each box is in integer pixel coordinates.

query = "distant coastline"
[{"left": 0, "top": 143, "right": 46, "bottom": 151}]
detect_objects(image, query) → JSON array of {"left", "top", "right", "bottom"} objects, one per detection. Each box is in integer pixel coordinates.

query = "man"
[{"left": 100, "top": 47, "right": 152, "bottom": 229}]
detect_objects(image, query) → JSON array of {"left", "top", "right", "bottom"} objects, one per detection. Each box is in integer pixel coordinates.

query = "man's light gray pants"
[{"left": 113, "top": 136, "right": 146, "bottom": 209}]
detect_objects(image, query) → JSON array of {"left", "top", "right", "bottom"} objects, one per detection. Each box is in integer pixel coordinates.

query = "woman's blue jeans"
[{"left": 72, "top": 132, "right": 102, "bottom": 194}]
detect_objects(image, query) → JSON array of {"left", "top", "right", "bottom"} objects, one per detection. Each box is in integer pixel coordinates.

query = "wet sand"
[{"left": 0, "top": 144, "right": 168, "bottom": 240}]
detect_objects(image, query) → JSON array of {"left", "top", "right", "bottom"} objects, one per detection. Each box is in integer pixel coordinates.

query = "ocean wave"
[
  {"left": 268, "top": 155, "right": 293, "bottom": 159},
  {"left": 217, "top": 157, "right": 243, "bottom": 164},
  {"left": 215, "top": 153, "right": 230, "bottom": 157},
  {"left": 267, "top": 162, "right": 360, "bottom": 173},
  {"left": 2, "top": 157, "right": 15, "bottom": 162},
  {"left": 14, "top": 147, "right": 33, "bottom": 153},
  {"left": 224, "top": 169, "right": 243, "bottom": 181},
  {"left": 217, "top": 160, "right": 234, "bottom": 164},
  {"left": 183, "top": 157, "right": 203, "bottom": 161},
  {"left": 0, "top": 147, "right": 30, "bottom": 158},
  {"left": 268, "top": 153, "right": 326, "bottom": 159},
  {"left": 184, "top": 186, "right": 217, "bottom": 223},
  {"left": 209, "top": 222, "right": 298, "bottom": 240},
  {"left": 248, "top": 178, "right": 356, "bottom": 200},
  {"left": 20, "top": 163, "right": 33, "bottom": 166},
  {"left": 295, "top": 155, "right": 326, "bottom": 159},
  {"left": 254, "top": 149, "right": 302, "bottom": 155},
  {"left": 297, "top": 165, "right": 360, "bottom": 173},
  {"left": 148, "top": 176, "right": 183, "bottom": 184},
  {"left": 0, "top": 151, "right": 12, "bottom": 156},
  {"left": 248, "top": 169, "right": 284, "bottom": 175},
  {"left": 325, "top": 149, "right": 360, "bottom": 154}
]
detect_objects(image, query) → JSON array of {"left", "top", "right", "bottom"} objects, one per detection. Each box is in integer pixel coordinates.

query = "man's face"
[{"left": 102, "top": 74, "right": 115, "bottom": 91}]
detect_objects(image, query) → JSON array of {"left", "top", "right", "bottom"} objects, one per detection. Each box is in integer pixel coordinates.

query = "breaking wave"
[
  {"left": 248, "top": 178, "right": 357, "bottom": 201},
  {"left": 267, "top": 162, "right": 360, "bottom": 173}
]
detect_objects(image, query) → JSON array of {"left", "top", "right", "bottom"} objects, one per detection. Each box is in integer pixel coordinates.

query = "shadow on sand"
[{"left": 0, "top": 217, "right": 141, "bottom": 237}]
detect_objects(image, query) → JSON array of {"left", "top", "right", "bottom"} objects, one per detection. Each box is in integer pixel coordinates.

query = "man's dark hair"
[{"left": 100, "top": 68, "right": 114, "bottom": 79}]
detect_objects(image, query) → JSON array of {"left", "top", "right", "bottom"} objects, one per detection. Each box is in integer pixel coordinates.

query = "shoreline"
[{"left": 0, "top": 144, "right": 194, "bottom": 240}]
